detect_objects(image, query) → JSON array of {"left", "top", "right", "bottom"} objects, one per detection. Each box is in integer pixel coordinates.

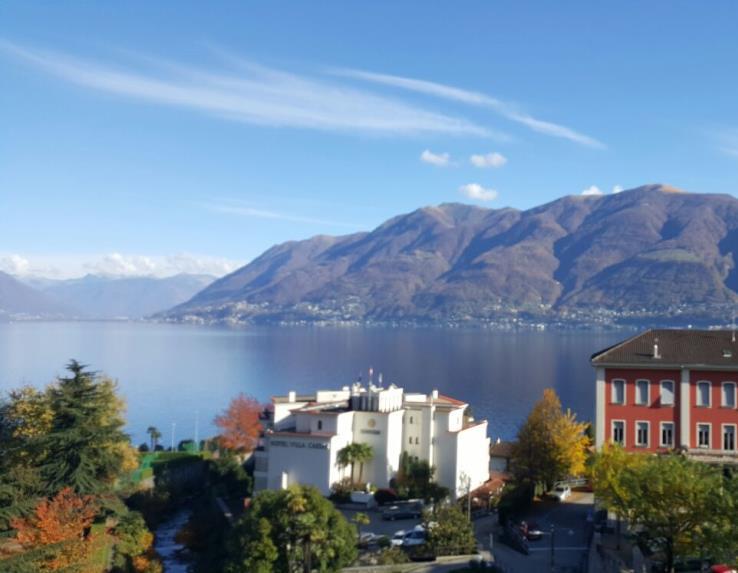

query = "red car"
[{"left": 711, "top": 566, "right": 737, "bottom": 573}]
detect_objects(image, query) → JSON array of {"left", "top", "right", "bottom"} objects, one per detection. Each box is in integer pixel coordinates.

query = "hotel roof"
[{"left": 591, "top": 329, "right": 738, "bottom": 367}]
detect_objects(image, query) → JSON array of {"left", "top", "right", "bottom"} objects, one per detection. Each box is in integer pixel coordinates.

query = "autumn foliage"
[
  {"left": 11, "top": 487, "right": 98, "bottom": 570},
  {"left": 214, "top": 393, "right": 264, "bottom": 454}
]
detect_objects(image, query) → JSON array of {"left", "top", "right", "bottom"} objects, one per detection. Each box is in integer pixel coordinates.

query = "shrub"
[{"left": 376, "top": 546, "right": 409, "bottom": 565}]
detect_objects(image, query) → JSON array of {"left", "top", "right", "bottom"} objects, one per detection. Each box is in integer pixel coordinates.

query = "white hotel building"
[{"left": 253, "top": 383, "right": 490, "bottom": 498}]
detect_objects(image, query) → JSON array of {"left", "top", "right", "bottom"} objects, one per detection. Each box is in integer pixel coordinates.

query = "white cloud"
[
  {"left": 0, "top": 254, "right": 31, "bottom": 275},
  {"left": 581, "top": 185, "right": 604, "bottom": 196},
  {"left": 420, "top": 149, "right": 451, "bottom": 167},
  {"left": 85, "top": 253, "right": 157, "bottom": 276},
  {"left": 458, "top": 183, "right": 498, "bottom": 202},
  {"left": 335, "top": 68, "right": 605, "bottom": 148},
  {"left": 1, "top": 42, "right": 491, "bottom": 138},
  {"left": 0, "top": 253, "right": 243, "bottom": 280},
  {"left": 470, "top": 152, "right": 507, "bottom": 168},
  {"left": 612, "top": 184, "right": 624, "bottom": 194}
]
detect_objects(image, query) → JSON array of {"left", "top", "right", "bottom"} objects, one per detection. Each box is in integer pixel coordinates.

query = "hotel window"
[
  {"left": 697, "top": 424, "right": 711, "bottom": 448},
  {"left": 660, "top": 381, "right": 675, "bottom": 406},
  {"left": 724, "top": 426, "right": 736, "bottom": 451},
  {"left": 611, "top": 379, "right": 625, "bottom": 404},
  {"left": 722, "top": 382, "right": 736, "bottom": 408},
  {"left": 612, "top": 421, "right": 624, "bottom": 445},
  {"left": 635, "top": 380, "right": 650, "bottom": 406},
  {"left": 697, "top": 382, "right": 711, "bottom": 407},
  {"left": 636, "top": 422, "right": 649, "bottom": 447},
  {"left": 660, "top": 422, "right": 674, "bottom": 448}
]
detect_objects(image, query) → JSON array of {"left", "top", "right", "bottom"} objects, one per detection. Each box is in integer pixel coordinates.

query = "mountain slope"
[
  {"left": 0, "top": 272, "right": 71, "bottom": 319},
  {"left": 162, "top": 185, "right": 738, "bottom": 325},
  {"left": 31, "top": 274, "right": 215, "bottom": 319}
]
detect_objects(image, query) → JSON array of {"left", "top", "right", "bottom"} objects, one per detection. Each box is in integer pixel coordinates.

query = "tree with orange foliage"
[
  {"left": 11, "top": 487, "right": 98, "bottom": 571},
  {"left": 214, "top": 393, "right": 264, "bottom": 456}
]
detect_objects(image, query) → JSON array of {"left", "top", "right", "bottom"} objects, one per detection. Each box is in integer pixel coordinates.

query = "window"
[
  {"left": 698, "top": 424, "right": 711, "bottom": 448},
  {"left": 697, "top": 381, "right": 711, "bottom": 407},
  {"left": 660, "top": 380, "right": 675, "bottom": 406},
  {"left": 409, "top": 416, "right": 414, "bottom": 424},
  {"left": 635, "top": 380, "right": 650, "bottom": 406},
  {"left": 723, "top": 425, "right": 736, "bottom": 451},
  {"left": 636, "top": 422, "right": 649, "bottom": 447},
  {"left": 414, "top": 437, "right": 419, "bottom": 445},
  {"left": 722, "top": 382, "right": 736, "bottom": 408},
  {"left": 317, "top": 420, "right": 322, "bottom": 431},
  {"left": 660, "top": 422, "right": 674, "bottom": 448},
  {"left": 408, "top": 437, "right": 412, "bottom": 444},
  {"left": 612, "top": 421, "right": 624, "bottom": 445},
  {"left": 611, "top": 379, "right": 625, "bottom": 404}
]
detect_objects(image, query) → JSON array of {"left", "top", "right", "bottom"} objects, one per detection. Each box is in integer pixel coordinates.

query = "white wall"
[
  {"left": 455, "top": 422, "right": 490, "bottom": 497},
  {"left": 265, "top": 434, "right": 335, "bottom": 495}
]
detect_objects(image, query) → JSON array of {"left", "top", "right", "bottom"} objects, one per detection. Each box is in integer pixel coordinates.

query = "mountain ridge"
[{"left": 160, "top": 184, "right": 738, "bottom": 326}]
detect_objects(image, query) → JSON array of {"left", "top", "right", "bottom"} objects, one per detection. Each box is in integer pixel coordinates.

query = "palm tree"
[
  {"left": 337, "top": 443, "right": 374, "bottom": 484},
  {"left": 147, "top": 426, "right": 162, "bottom": 450}
]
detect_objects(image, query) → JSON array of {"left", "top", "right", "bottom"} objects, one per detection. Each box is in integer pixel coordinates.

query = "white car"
[
  {"left": 550, "top": 485, "right": 571, "bottom": 501},
  {"left": 402, "top": 526, "right": 427, "bottom": 548},
  {"left": 391, "top": 530, "right": 407, "bottom": 547}
]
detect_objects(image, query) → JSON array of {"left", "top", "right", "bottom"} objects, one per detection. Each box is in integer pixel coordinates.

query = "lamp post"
[{"left": 550, "top": 523, "right": 555, "bottom": 572}]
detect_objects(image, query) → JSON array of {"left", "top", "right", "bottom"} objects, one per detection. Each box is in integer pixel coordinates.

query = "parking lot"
[
  {"left": 492, "top": 491, "right": 594, "bottom": 573},
  {"left": 340, "top": 505, "right": 423, "bottom": 540}
]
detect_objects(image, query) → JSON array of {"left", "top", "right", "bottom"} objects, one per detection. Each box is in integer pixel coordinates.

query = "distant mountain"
[
  {"left": 160, "top": 185, "right": 738, "bottom": 326},
  {"left": 0, "top": 271, "right": 71, "bottom": 319},
  {"left": 28, "top": 274, "right": 215, "bottom": 319}
]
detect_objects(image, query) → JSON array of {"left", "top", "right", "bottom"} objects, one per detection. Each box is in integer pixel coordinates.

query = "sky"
[{"left": 2, "top": 1, "right": 738, "bottom": 278}]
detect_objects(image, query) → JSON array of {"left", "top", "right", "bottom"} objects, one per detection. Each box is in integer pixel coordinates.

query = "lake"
[{"left": 0, "top": 322, "right": 630, "bottom": 446}]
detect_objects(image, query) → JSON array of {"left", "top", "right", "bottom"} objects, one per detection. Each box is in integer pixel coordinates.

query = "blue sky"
[{"left": 2, "top": 1, "right": 738, "bottom": 278}]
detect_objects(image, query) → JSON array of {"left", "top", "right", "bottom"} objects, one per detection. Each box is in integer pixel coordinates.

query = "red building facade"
[{"left": 593, "top": 330, "right": 738, "bottom": 461}]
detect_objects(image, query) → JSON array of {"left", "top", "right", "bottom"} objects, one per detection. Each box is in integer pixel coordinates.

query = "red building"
[{"left": 592, "top": 329, "right": 738, "bottom": 462}]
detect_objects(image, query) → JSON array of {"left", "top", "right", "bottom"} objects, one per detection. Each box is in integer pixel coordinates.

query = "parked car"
[
  {"left": 382, "top": 501, "right": 423, "bottom": 520},
  {"left": 358, "top": 532, "right": 379, "bottom": 548},
  {"left": 519, "top": 521, "right": 543, "bottom": 541},
  {"left": 549, "top": 484, "right": 571, "bottom": 501},
  {"left": 402, "top": 526, "right": 427, "bottom": 548},
  {"left": 711, "top": 566, "right": 737, "bottom": 573},
  {"left": 390, "top": 530, "right": 407, "bottom": 547}
]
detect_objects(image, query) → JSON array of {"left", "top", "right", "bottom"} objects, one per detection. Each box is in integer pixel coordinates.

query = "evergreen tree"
[{"left": 37, "top": 360, "right": 130, "bottom": 494}]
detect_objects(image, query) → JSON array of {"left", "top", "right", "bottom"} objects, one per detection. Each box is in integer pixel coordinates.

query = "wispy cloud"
[
  {"left": 335, "top": 69, "right": 604, "bottom": 148},
  {"left": 458, "top": 183, "right": 498, "bottom": 202},
  {"left": 612, "top": 184, "right": 624, "bottom": 194},
  {"left": 199, "top": 200, "right": 358, "bottom": 229},
  {"left": 470, "top": 151, "right": 507, "bottom": 168},
  {"left": 714, "top": 129, "right": 738, "bottom": 159},
  {"left": 0, "top": 41, "right": 491, "bottom": 137},
  {"left": 420, "top": 149, "right": 451, "bottom": 166}
]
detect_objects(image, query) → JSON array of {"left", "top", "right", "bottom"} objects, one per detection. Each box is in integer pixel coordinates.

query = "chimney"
[
  {"left": 653, "top": 338, "right": 661, "bottom": 360},
  {"left": 431, "top": 389, "right": 439, "bottom": 400},
  {"left": 288, "top": 391, "right": 296, "bottom": 403}
]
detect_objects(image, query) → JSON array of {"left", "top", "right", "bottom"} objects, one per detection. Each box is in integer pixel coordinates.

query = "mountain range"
[
  {"left": 161, "top": 185, "right": 738, "bottom": 327},
  {"left": 0, "top": 273, "right": 214, "bottom": 320}
]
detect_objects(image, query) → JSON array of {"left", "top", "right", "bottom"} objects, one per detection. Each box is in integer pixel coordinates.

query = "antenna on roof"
[{"left": 732, "top": 312, "right": 736, "bottom": 343}]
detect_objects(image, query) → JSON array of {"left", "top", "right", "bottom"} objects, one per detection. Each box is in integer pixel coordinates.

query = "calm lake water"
[{"left": 0, "top": 322, "right": 630, "bottom": 446}]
